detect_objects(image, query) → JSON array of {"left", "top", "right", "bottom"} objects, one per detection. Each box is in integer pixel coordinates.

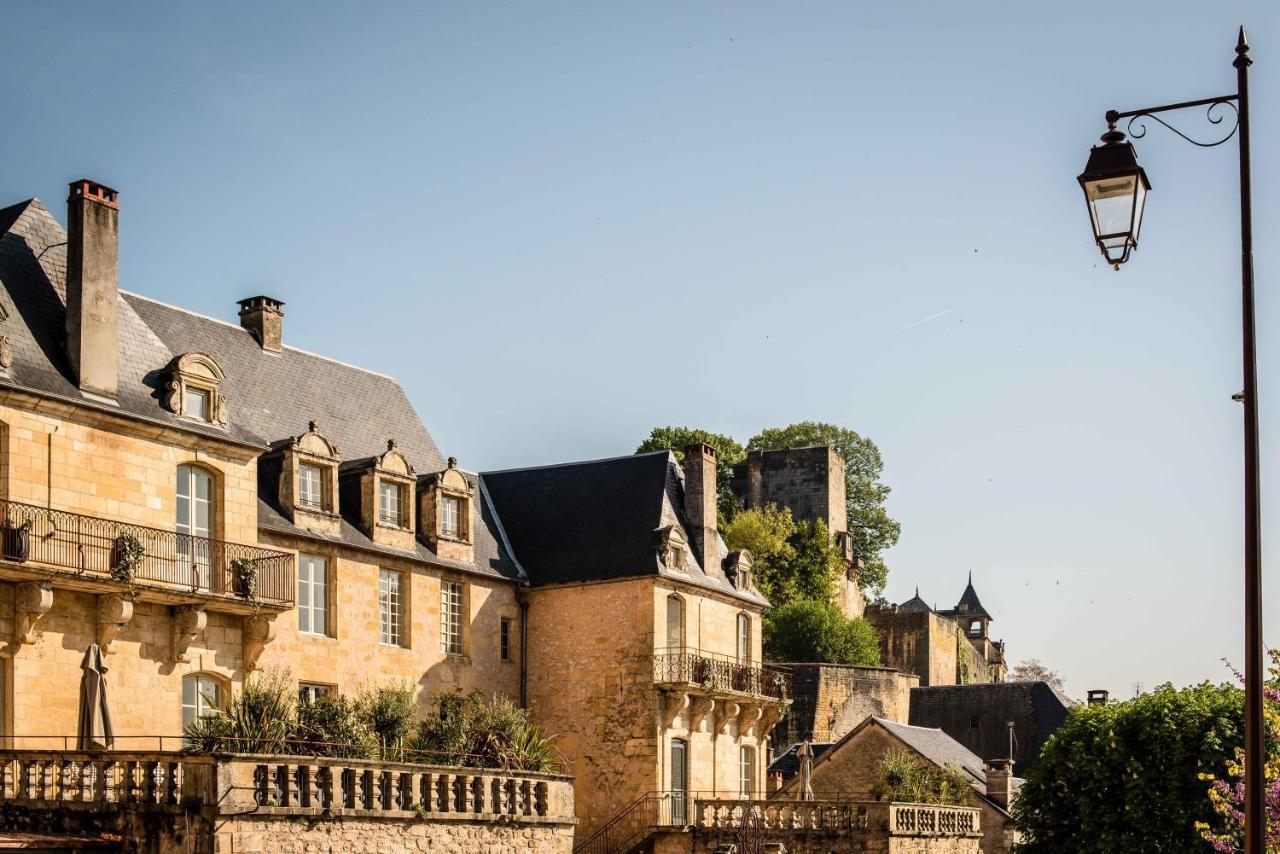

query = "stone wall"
[
  {"left": 909, "top": 682, "right": 1070, "bottom": 774},
  {"left": 730, "top": 447, "right": 847, "bottom": 537},
  {"left": 214, "top": 815, "right": 574, "bottom": 853},
  {"left": 773, "top": 664, "right": 918, "bottom": 748},
  {"left": 863, "top": 608, "right": 999, "bottom": 688}
]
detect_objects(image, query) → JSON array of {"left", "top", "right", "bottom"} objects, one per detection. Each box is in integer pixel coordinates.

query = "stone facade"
[
  {"left": 773, "top": 663, "right": 919, "bottom": 748},
  {"left": 864, "top": 586, "right": 1006, "bottom": 688}
]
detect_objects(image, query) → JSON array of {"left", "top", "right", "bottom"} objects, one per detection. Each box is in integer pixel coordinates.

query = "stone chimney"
[
  {"left": 682, "top": 443, "right": 718, "bottom": 573},
  {"left": 985, "top": 759, "right": 1013, "bottom": 809},
  {"left": 237, "top": 296, "right": 285, "bottom": 351},
  {"left": 1087, "top": 689, "right": 1110, "bottom": 706},
  {"left": 65, "top": 179, "right": 120, "bottom": 398}
]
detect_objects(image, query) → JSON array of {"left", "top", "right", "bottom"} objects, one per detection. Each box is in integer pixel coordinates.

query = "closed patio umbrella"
[
  {"left": 77, "top": 644, "right": 114, "bottom": 751},
  {"left": 797, "top": 740, "right": 815, "bottom": 801}
]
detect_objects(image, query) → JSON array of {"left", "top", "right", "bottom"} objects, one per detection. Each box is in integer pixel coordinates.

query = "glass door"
[{"left": 176, "top": 465, "right": 214, "bottom": 590}]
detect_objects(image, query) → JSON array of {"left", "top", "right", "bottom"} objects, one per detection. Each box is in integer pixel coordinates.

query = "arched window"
[
  {"left": 736, "top": 613, "right": 752, "bottom": 663},
  {"left": 182, "top": 673, "right": 224, "bottom": 731},
  {"left": 665, "top": 594, "right": 685, "bottom": 651},
  {"left": 739, "top": 745, "right": 756, "bottom": 797},
  {"left": 176, "top": 465, "right": 215, "bottom": 589}
]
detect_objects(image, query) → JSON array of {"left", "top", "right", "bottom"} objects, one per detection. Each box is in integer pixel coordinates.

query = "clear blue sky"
[{"left": 3, "top": 1, "right": 1278, "bottom": 698}]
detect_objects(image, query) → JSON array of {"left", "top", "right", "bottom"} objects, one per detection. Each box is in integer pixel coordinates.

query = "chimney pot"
[
  {"left": 237, "top": 295, "right": 285, "bottom": 351},
  {"left": 65, "top": 178, "right": 120, "bottom": 397},
  {"left": 985, "top": 759, "right": 1013, "bottom": 808},
  {"left": 1087, "top": 689, "right": 1110, "bottom": 707}
]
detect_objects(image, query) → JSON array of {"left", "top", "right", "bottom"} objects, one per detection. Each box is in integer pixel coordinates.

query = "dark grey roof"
[
  {"left": 0, "top": 197, "right": 526, "bottom": 582},
  {"left": 909, "top": 681, "right": 1072, "bottom": 774},
  {"left": 0, "top": 198, "right": 444, "bottom": 469},
  {"left": 877, "top": 718, "right": 988, "bottom": 787},
  {"left": 767, "top": 742, "right": 833, "bottom": 777},
  {"left": 898, "top": 587, "right": 934, "bottom": 614},
  {"left": 482, "top": 451, "right": 766, "bottom": 605},
  {"left": 940, "top": 573, "right": 992, "bottom": 620}
]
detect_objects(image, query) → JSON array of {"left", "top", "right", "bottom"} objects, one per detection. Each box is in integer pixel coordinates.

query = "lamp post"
[{"left": 1077, "top": 28, "right": 1263, "bottom": 852}]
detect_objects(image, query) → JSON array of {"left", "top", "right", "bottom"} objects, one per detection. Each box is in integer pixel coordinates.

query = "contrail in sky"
[{"left": 878, "top": 309, "right": 952, "bottom": 340}]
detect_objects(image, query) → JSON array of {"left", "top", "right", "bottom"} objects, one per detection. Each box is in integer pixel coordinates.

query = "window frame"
[
  {"left": 440, "top": 494, "right": 461, "bottom": 539},
  {"left": 297, "top": 554, "right": 329, "bottom": 637},
  {"left": 378, "top": 568, "right": 405, "bottom": 647},
  {"left": 176, "top": 464, "right": 216, "bottom": 590},
  {"left": 500, "top": 617, "right": 512, "bottom": 662},
  {"left": 298, "top": 463, "right": 325, "bottom": 510},
  {"left": 736, "top": 613, "right": 752, "bottom": 664},
  {"left": 440, "top": 580, "right": 466, "bottom": 657},
  {"left": 665, "top": 594, "right": 685, "bottom": 651},
  {"left": 379, "top": 479, "right": 404, "bottom": 527},
  {"left": 182, "top": 673, "right": 225, "bottom": 732},
  {"left": 738, "top": 745, "right": 756, "bottom": 797},
  {"left": 298, "top": 682, "right": 335, "bottom": 706}
]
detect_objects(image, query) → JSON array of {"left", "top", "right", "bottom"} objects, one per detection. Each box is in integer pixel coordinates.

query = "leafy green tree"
[
  {"left": 1012, "top": 682, "right": 1244, "bottom": 853},
  {"left": 722, "top": 504, "right": 797, "bottom": 603},
  {"left": 636, "top": 426, "right": 745, "bottom": 520},
  {"left": 763, "top": 599, "right": 881, "bottom": 666},
  {"left": 787, "top": 518, "right": 844, "bottom": 604},
  {"left": 748, "top": 422, "right": 900, "bottom": 596}
]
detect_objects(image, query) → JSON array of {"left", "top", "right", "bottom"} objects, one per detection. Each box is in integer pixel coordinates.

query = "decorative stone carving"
[
  {"left": 737, "top": 703, "right": 764, "bottom": 737},
  {"left": 163, "top": 352, "right": 229, "bottom": 426},
  {"left": 172, "top": 605, "right": 207, "bottom": 663},
  {"left": 714, "top": 700, "right": 741, "bottom": 735},
  {"left": 653, "top": 525, "right": 690, "bottom": 572},
  {"left": 243, "top": 614, "right": 276, "bottom": 672},
  {"left": 725, "top": 550, "right": 753, "bottom": 590},
  {"left": 0, "top": 335, "right": 13, "bottom": 371},
  {"left": 15, "top": 582, "right": 53, "bottom": 644},
  {"left": 96, "top": 592, "right": 135, "bottom": 653},
  {"left": 758, "top": 703, "right": 785, "bottom": 739},
  {"left": 662, "top": 691, "right": 690, "bottom": 728},
  {"left": 419, "top": 457, "right": 475, "bottom": 548},
  {"left": 689, "top": 695, "right": 716, "bottom": 731}
]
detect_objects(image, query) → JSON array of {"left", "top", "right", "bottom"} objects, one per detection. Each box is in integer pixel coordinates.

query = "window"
[
  {"left": 969, "top": 620, "right": 984, "bottom": 637},
  {"left": 739, "top": 746, "right": 756, "bottom": 797},
  {"left": 737, "top": 613, "right": 752, "bottom": 663},
  {"left": 298, "top": 463, "right": 324, "bottom": 509},
  {"left": 379, "top": 480, "right": 402, "bottom": 526},
  {"left": 176, "top": 464, "right": 214, "bottom": 589},
  {"left": 500, "top": 617, "right": 512, "bottom": 662},
  {"left": 441, "top": 581, "right": 464, "bottom": 656},
  {"left": 665, "top": 595, "right": 685, "bottom": 650},
  {"left": 441, "top": 495, "right": 461, "bottom": 538},
  {"left": 298, "top": 683, "right": 333, "bottom": 706},
  {"left": 182, "top": 674, "right": 223, "bottom": 731},
  {"left": 183, "top": 387, "right": 210, "bottom": 422},
  {"left": 379, "top": 568, "right": 404, "bottom": 646},
  {"left": 298, "top": 555, "right": 328, "bottom": 636}
]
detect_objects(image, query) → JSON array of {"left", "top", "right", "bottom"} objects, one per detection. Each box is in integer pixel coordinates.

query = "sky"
[{"left": 2, "top": 1, "right": 1279, "bottom": 698}]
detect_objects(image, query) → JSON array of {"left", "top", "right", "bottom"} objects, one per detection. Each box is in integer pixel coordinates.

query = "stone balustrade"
[
  {"left": 0, "top": 751, "right": 216, "bottom": 807},
  {"left": 888, "top": 802, "right": 982, "bottom": 837},
  {"left": 694, "top": 798, "right": 867, "bottom": 832}
]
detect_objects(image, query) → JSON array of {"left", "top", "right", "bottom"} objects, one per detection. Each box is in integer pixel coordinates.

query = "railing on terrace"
[
  {"left": 0, "top": 498, "right": 294, "bottom": 607},
  {"left": 573, "top": 790, "right": 709, "bottom": 854},
  {"left": 889, "top": 802, "right": 981, "bottom": 836},
  {"left": 0, "top": 750, "right": 570, "bottom": 823},
  {"left": 693, "top": 799, "right": 866, "bottom": 832},
  {"left": 652, "top": 648, "right": 791, "bottom": 701}
]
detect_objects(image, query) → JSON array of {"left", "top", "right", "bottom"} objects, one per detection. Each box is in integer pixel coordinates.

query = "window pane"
[
  {"left": 299, "top": 465, "right": 323, "bottom": 508},
  {"left": 194, "top": 469, "right": 211, "bottom": 501},
  {"left": 184, "top": 388, "right": 209, "bottom": 421},
  {"left": 441, "top": 496, "right": 460, "bottom": 538},
  {"left": 379, "top": 569, "right": 402, "bottom": 646},
  {"left": 666, "top": 597, "right": 683, "bottom": 649},
  {"left": 441, "top": 581, "right": 463, "bottom": 655},
  {"left": 379, "top": 482, "right": 399, "bottom": 525}
]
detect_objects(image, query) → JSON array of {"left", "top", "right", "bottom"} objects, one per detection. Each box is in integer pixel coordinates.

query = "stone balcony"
[
  {"left": 652, "top": 648, "right": 791, "bottom": 735},
  {"left": 0, "top": 749, "right": 576, "bottom": 852},
  {"left": 0, "top": 498, "right": 295, "bottom": 616}
]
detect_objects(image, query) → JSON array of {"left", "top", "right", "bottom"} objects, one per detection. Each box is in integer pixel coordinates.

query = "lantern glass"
[{"left": 1078, "top": 136, "right": 1150, "bottom": 267}]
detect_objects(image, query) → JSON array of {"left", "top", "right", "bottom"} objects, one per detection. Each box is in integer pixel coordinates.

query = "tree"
[
  {"left": 763, "top": 599, "right": 881, "bottom": 666},
  {"left": 748, "top": 422, "right": 900, "bottom": 596},
  {"left": 636, "top": 426, "right": 745, "bottom": 521},
  {"left": 1008, "top": 658, "right": 1067, "bottom": 693},
  {"left": 1012, "top": 681, "right": 1244, "bottom": 853},
  {"left": 722, "top": 504, "right": 797, "bottom": 604}
]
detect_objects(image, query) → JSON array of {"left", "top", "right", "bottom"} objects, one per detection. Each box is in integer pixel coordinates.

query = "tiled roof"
[
  {"left": 877, "top": 718, "right": 988, "bottom": 787},
  {"left": 482, "top": 451, "right": 767, "bottom": 604}
]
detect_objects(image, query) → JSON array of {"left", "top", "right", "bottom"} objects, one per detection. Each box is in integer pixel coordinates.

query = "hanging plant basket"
[
  {"left": 2, "top": 520, "right": 30, "bottom": 563},
  {"left": 231, "top": 558, "right": 258, "bottom": 602},
  {"left": 110, "top": 534, "right": 145, "bottom": 584}
]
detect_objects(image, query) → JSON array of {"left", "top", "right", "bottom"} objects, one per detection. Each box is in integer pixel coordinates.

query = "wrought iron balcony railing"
[
  {"left": 653, "top": 648, "right": 791, "bottom": 701},
  {"left": 0, "top": 498, "right": 295, "bottom": 607}
]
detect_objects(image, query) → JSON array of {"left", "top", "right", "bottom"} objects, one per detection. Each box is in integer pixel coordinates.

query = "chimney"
[
  {"left": 682, "top": 443, "right": 718, "bottom": 573},
  {"left": 1087, "top": 689, "right": 1110, "bottom": 707},
  {"left": 237, "top": 296, "right": 285, "bottom": 351},
  {"left": 65, "top": 179, "right": 120, "bottom": 397},
  {"left": 985, "top": 759, "right": 1013, "bottom": 808}
]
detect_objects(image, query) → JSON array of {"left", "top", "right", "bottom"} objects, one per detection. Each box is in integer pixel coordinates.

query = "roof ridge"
[
  {"left": 483, "top": 449, "right": 673, "bottom": 477},
  {"left": 121, "top": 290, "right": 397, "bottom": 381}
]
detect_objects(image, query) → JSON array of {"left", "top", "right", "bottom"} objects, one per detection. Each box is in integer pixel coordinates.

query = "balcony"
[
  {"left": 653, "top": 648, "right": 792, "bottom": 702},
  {"left": 0, "top": 498, "right": 295, "bottom": 611}
]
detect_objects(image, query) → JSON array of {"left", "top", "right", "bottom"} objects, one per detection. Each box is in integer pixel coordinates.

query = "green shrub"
[
  {"left": 357, "top": 681, "right": 417, "bottom": 759},
  {"left": 873, "top": 749, "right": 971, "bottom": 806},
  {"left": 182, "top": 669, "right": 295, "bottom": 754},
  {"left": 411, "top": 689, "right": 559, "bottom": 772},
  {"left": 763, "top": 598, "right": 881, "bottom": 666},
  {"left": 294, "top": 694, "right": 375, "bottom": 759}
]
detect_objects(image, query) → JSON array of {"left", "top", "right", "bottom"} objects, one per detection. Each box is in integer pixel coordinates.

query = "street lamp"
[{"left": 1077, "top": 28, "right": 1264, "bottom": 853}]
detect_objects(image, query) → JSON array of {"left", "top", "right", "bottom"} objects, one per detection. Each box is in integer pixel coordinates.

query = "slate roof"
[
  {"left": 767, "top": 741, "right": 833, "bottom": 778},
  {"left": 0, "top": 196, "right": 523, "bottom": 581},
  {"left": 939, "top": 572, "right": 992, "bottom": 620},
  {"left": 897, "top": 587, "right": 933, "bottom": 614},
  {"left": 482, "top": 451, "right": 767, "bottom": 604}
]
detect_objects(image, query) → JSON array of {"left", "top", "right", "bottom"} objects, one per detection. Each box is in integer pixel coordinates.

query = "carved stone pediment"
[{"left": 164, "top": 352, "right": 229, "bottom": 426}]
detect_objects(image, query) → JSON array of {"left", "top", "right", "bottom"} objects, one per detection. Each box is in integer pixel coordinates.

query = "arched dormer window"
[
  {"left": 420, "top": 457, "right": 474, "bottom": 545},
  {"left": 164, "top": 353, "right": 228, "bottom": 426},
  {"left": 654, "top": 526, "right": 689, "bottom": 572}
]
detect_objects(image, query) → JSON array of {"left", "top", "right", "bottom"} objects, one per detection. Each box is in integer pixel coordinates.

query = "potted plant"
[
  {"left": 2, "top": 519, "right": 30, "bottom": 563},
  {"left": 231, "top": 558, "right": 258, "bottom": 602},
  {"left": 110, "top": 533, "right": 145, "bottom": 584}
]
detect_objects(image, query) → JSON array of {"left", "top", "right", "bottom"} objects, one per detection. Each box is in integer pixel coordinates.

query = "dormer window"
[
  {"left": 379, "top": 480, "right": 405, "bottom": 527},
  {"left": 298, "top": 463, "right": 323, "bottom": 509},
  {"left": 420, "top": 457, "right": 473, "bottom": 546},
  {"left": 164, "top": 353, "right": 228, "bottom": 426}
]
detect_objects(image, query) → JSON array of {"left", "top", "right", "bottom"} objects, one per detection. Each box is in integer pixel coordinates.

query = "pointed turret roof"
[
  {"left": 949, "top": 571, "right": 992, "bottom": 620},
  {"left": 898, "top": 586, "right": 933, "bottom": 614}
]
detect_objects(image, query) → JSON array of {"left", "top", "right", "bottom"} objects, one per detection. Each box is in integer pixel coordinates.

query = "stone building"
[
  {"left": 770, "top": 663, "right": 919, "bottom": 748},
  {"left": 730, "top": 446, "right": 864, "bottom": 617},
  {"left": 771, "top": 716, "right": 1021, "bottom": 854},
  {"left": 909, "top": 681, "right": 1072, "bottom": 775},
  {"left": 864, "top": 576, "right": 1007, "bottom": 687},
  {"left": 483, "top": 446, "right": 789, "bottom": 845}
]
